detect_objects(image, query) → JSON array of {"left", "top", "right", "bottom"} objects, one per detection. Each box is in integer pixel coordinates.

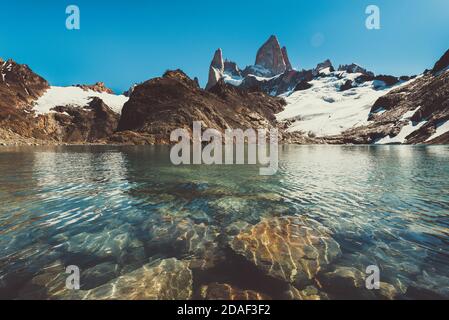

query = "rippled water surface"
[{"left": 0, "top": 145, "right": 448, "bottom": 299}]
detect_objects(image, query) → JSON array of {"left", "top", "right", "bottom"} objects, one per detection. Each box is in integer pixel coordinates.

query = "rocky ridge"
[
  {"left": 75, "top": 82, "right": 114, "bottom": 94},
  {"left": 1, "top": 44, "right": 449, "bottom": 146},
  {"left": 114, "top": 69, "right": 287, "bottom": 144},
  {"left": 324, "top": 64, "right": 449, "bottom": 144}
]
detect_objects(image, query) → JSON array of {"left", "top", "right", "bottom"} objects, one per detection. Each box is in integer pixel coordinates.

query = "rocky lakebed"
[{"left": 1, "top": 145, "right": 448, "bottom": 300}]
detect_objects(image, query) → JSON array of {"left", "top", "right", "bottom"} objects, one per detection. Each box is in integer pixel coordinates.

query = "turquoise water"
[{"left": 0, "top": 145, "right": 448, "bottom": 299}]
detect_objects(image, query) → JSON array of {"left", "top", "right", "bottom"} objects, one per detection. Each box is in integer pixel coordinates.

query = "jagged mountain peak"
[
  {"left": 281, "top": 46, "right": 293, "bottom": 71},
  {"left": 206, "top": 49, "right": 225, "bottom": 90},
  {"left": 205, "top": 35, "right": 296, "bottom": 92},
  {"left": 211, "top": 48, "right": 224, "bottom": 71},
  {"left": 255, "top": 35, "right": 288, "bottom": 76}
]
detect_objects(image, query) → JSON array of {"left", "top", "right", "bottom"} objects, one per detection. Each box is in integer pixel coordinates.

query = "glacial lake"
[{"left": 0, "top": 145, "right": 448, "bottom": 299}]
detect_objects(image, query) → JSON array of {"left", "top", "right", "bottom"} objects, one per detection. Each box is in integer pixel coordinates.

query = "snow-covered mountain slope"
[
  {"left": 33, "top": 86, "right": 129, "bottom": 115},
  {"left": 276, "top": 71, "right": 408, "bottom": 137}
]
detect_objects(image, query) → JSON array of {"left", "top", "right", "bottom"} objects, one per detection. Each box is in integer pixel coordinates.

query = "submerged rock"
[
  {"left": 377, "top": 282, "right": 399, "bottom": 300},
  {"left": 317, "top": 266, "right": 395, "bottom": 299},
  {"left": 282, "top": 285, "right": 329, "bottom": 300},
  {"left": 148, "top": 218, "right": 222, "bottom": 270},
  {"left": 209, "top": 196, "right": 250, "bottom": 214},
  {"left": 318, "top": 264, "right": 405, "bottom": 300},
  {"left": 405, "top": 271, "right": 449, "bottom": 299},
  {"left": 81, "top": 262, "right": 121, "bottom": 290},
  {"left": 200, "top": 283, "right": 271, "bottom": 300},
  {"left": 78, "top": 258, "right": 193, "bottom": 300},
  {"left": 318, "top": 266, "right": 366, "bottom": 294},
  {"left": 229, "top": 216, "right": 341, "bottom": 287},
  {"left": 225, "top": 220, "right": 251, "bottom": 238},
  {"left": 63, "top": 228, "right": 144, "bottom": 261},
  {"left": 17, "top": 260, "right": 71, "bottom": 300}
]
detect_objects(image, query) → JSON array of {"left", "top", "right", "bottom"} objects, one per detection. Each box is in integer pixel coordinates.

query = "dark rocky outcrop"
[
  {"left": 355, "top": 74, "right": 400, "bottom": 87},
  {"left": 116, "top": 69, "right": 286, "bottom": 144},
  {"left": 75, "top": 82, "right": 114, "bottom": 94},
  {"left": 123, "top": 84, "right": 138, "bottom": 97},
  {"left": 339, "top": 80, "right": 354, "bottom": 92},
  {"left": 0, "top": 58, "right": 50, "bottom": 143},
  {"left": 240, "top": 69, "right": 314, "bottom": 96},
  {"left": 432, "top": 48, "right": 449, "bottom": 74},
  {"left": 294, "top": 80, "right": 313, "bottom": 91},
  {"left": 313, "top": 59, "right": 334, "bottom": 76},
  {"left": 0, "top": 58, "right": 49, "bottom": 110},
  {"left": 224, "top": 60, "right": 242, "bottom": 78},
  {"left": 47, "top": 97, "right": 120, "bottom": 143},
  {"left": 338, "top": 63, "right": 374, "bottom": 77}
]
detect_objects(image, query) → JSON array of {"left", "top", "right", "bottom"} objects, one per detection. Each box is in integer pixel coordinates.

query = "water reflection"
[{"left": 0, "top": 145, "right": 448, "bottom": 299}]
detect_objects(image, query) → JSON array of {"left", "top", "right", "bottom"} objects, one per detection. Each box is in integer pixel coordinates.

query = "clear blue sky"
[{"left": 1, "top": 0, "right": 448, "bottom": 93}]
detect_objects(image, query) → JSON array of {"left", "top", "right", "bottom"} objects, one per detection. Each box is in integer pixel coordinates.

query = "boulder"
[
  {"left": 229, "top": 216, "right": 341, "bottom": 286},
  {"left": 148, "top": 218, "right": 222, "bottom": 270},
  {"left": 78, "top": 258, "right": 193, "bottom": 300},
  {"left": 294, "top": 80, "right": 313, "bottom": 91}
]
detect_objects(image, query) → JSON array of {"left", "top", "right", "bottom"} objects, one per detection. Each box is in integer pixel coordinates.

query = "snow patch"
[
  {"left": 33, "top": 86, "right": 129, "bottom": 115},
  {"left": 318, "top": 67, "right": 332, "bottom": 75},
  {"left": 247, "top": 64, "right": 272, "bottom": 77},
  {"left": 400, "top": 106, "right": 421, "bottom": 121},
  {"left": 376, "top": 120, "right": 427, "bottom": 144},
  {"left": 222, "top": 73, "right": 243, "bottom": 86},
  {"left": 426, "top": 120, "right": 449, "bottom": 142}
]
